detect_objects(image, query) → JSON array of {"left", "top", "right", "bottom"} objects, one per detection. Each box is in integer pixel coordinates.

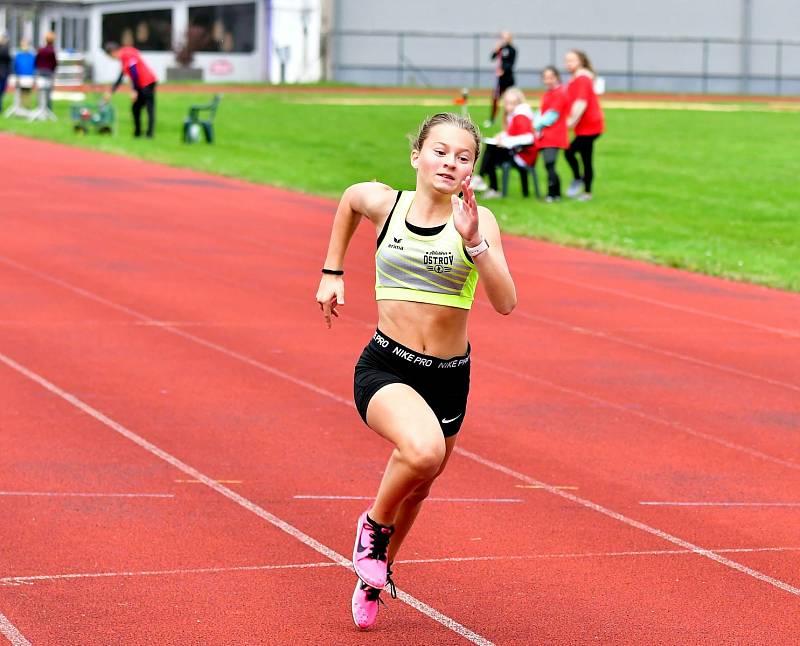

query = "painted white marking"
[
  {"left": 523, "top": 270, "right": 800, "bottom": 339},
  {"left": 0, "top": 352, "right": 492, "bottom": 646},
  {"left": 2, "top": 255, "right": 797, "bottom": 600},
  {"left": 479, "top": 359, "right": 800, "bottom": 472},
  {"left": 0, "top": 491, "right": 173, "bottom": 498},
  {"left": 0, "top": 612, "right": 31, "bottom": 646},
  {"left": 508, "top": 306, "right": 800, "bottom": 393},
  {"left": 293, "top": 495, "right": 523, "bottom": 503},
  {"left": 6, "top": 546, "right": 799, "bottom": 587},
  {"left": 640, "top": 501, "right": 800, "bottom": 508},
  {"left": 1, "top": 562, "right": 337, "bottom": 586},
  {"left": 396, "top": 545, "right": 800, "bottom": 565},
  {"left": 515, "top": 484, "right": 578, "bottom": 490},
  {"left": 175, "top": 479, "right": 242, "bottom": 484},
  {"left": 455, "top": 447, "right": 800, "bottom": 597}
]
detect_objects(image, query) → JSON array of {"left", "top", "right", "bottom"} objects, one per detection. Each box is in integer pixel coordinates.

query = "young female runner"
[
  {"left": 564, "top": 49, "right": 605, "bottom": 201},
  {"left": 315, "top": 112, "right": 516, "bottom": 629}
]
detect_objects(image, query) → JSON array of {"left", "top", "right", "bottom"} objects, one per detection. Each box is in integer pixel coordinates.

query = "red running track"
[{"left": 1, "top": 133, "right": 799, "bottom": 645}]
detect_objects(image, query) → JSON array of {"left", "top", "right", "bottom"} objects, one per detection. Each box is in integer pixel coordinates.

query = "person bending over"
[{"left": 104, "top": 41, "right": 158, "bottom": 138}]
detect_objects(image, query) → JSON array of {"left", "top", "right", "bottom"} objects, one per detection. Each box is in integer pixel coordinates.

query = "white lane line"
[
  {"left": 1, "top": 562, "right": 338, "bottom": 586},
  {"left": 641, "top": 501, "right": 800, "bottom": 508},
  {"left": 0, "top": 491, "right": 174, "bottom": 498},
  {"left": 478, "top": 359, "right": 800, "bottom": 472},
  {"left": 0, "top": 613, "right": 30, "bottom": 646},
  {"left": 1, "top": 255, "right": 798, "bottom": 599},
  {"left": 508, "top": 307, "right": 800, "bottom": 393},
  {"left": 455, "top": 447, "right": 800, "bottom": 597},
  {"left": 522, "top": 269, "right": 800, "bottom": 339},
  {"left": 293, "top": 495, "right": 523, "bottom": 503},
  {"left": 396, "top": 545, "right": 800, "bottom": 565},
  {"left": 0, "top": 352, "right": 493, "bottom": 646},
  {"left": 6, "top": 546, "right": 800, "bottom": 587}
]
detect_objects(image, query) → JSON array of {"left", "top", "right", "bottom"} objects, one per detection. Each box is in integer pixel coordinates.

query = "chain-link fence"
[{"left": 331, "top": 30, "right": 800, "bottom": 96}]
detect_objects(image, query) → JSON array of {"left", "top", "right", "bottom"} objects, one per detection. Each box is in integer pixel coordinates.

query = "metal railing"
[{"left": 331, "top": 30, "right": 800, "bottom": 96}]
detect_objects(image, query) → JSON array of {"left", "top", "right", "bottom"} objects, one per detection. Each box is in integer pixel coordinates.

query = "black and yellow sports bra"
[{"left": 375, "top": 191, "right": 478, "bottom": 309}]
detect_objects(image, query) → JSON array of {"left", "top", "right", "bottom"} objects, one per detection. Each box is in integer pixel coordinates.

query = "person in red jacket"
[
  {"left": 472, "top": 87, "right": 535, "bottom": 199},
  {"left": 103, "top": 42, "right": 158, "bottom": 138},
  {"left": 534, "top": 66, "right": 570, "bottom": 202},
  {"left": 564, "top": 49, "right": 604, "bottom": 201}
]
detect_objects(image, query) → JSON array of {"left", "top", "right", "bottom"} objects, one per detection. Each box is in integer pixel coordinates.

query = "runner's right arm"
[{"left": 316, "top": 182, "right": 395, "bottom": 328}]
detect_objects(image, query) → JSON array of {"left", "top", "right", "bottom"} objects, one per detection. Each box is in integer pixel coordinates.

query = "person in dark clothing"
[
  {"left": 0, "top": 34, "right": 11, "bottom": 112},
  {"left": 104, "top": 41, "right": 158, "bottom": 138},
  {"left": 34, "top": 32, "right": 57, "bottom": 109},
  {"left": 485, "top": 31, "right": 516, "bottom": 127}
]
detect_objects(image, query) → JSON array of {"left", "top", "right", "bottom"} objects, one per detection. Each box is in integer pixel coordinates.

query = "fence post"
[
  {"left": 549, "top": 35, "right": 556, "bottom": 66},
  {"left": 473, "top": 33, "right": 480, "bottom": 88},
  {"left": 702, "top": 39, "right": 709, "bottom": 94},
  {"left": 397, "top": 33, "right": 405, "bottom": 85},
  {"left": 775, "top": 40, "right": 783, "bottom": 95},
  {"left": 626, "top": 37, "right": 634, "bottom": 91}
]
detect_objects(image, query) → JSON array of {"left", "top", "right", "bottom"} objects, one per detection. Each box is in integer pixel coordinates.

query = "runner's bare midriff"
[{"left": 377, "top": 300, "right": 469, "bottom": 359}]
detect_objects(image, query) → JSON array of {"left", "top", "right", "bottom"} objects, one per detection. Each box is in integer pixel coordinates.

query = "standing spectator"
[
  {"left": 0, "top": 33, "right": 11, "bottom": 112},
  {"left": 473, "top": 87, "right": 535, "bottom": 199},
  {"left": 485, "top": 31, "right": 516, "bottom": 128},
  {"left": 103, "top": 41, "right": 158, "bottom": 138},
  {"left": 13, "top": 38, "right": 35, "bottom": 108},
  {"left": 534, "top": 66, "right": 570, "bottom": 202},
  {"left": 564, "top": 49, "right": 604, "bottom": 201},
  {"left": 34, "top": 31, "right": 58, "bottom": 110}
]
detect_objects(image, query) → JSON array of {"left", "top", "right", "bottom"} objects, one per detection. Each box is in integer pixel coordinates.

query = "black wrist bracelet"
[{"left": 321, "top": 268, "right": 344, "bottom": 276}]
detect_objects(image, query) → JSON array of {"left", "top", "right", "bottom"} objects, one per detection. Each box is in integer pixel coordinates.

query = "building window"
[
  {"left": 188, "top": 3, "right": 255, "bottom": 53},
  {"left": 101, "top": 9, "right": 172, "bottom": 51}
]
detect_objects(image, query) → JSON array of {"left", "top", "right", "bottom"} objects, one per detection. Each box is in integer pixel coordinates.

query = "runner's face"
[
  {"left": 542, "top": 70, "right": 558, "bottom": 89},
  {"left": 412, "top": 124, "right": 475, "bottom": 195}
]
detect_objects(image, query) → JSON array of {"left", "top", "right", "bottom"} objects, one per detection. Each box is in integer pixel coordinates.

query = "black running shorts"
[{"left": 353, "top": 329, "right": 471, "bottom": 437}]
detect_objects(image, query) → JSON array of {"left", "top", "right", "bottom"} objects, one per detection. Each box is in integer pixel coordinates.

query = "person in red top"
[
  {"left": 564, "top": 49, "right": 604, "bottom": 201},
  {"left": 104, "top": 42, "right": 158, "bottom": 138},
  {"left": 534, "top": 66, "right": 570, "bottom": 202},
  {"left": 472, "top": 87, "right": 535, "bottom": 199}
]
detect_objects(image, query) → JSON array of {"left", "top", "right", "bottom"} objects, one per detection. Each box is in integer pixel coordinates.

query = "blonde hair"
[
  {"left": 501, "top": 86, "right": 526, "bottom": 105},
  {"left": 45, "top": 32, "right": 55, "bottom": 46},
  {"left": 411, "top": 112, "right": 481, "bottom": 161}
]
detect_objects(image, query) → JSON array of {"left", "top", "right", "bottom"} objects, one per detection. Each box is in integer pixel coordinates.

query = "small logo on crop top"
[
  {"left": 388, "top": 237, "right": 404, "bottom": 251},
  {"left": 424, "top": 251, "right": 454, "bottom": 273}
]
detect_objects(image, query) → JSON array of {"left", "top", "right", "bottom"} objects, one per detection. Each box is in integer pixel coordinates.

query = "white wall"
[
  {"left": 89, "top": 0, "right": 320, "bottom": 83},
  {"left": 270, "top": 0, "right": 322, "bottom": 82}
]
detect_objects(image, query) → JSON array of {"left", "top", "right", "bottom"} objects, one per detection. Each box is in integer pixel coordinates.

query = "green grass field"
[{"left": 2, "top": 88, "right": 798, "bottom": 291}]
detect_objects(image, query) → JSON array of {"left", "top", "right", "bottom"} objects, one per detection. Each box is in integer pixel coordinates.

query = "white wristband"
[{"left": 465, "top": 236, "right": 490, "bottom": 258}]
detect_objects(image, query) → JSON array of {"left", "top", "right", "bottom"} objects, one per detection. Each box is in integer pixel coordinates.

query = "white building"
[{"left": 0, "top": 0, "right": 323, "bottom": 84}]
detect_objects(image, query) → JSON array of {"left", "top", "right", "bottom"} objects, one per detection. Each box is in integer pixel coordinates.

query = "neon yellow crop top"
[{"left": 375, "top": 191, "right": 479, "bottom": 309}]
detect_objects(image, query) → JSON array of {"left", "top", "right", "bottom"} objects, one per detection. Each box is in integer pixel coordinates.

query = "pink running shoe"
[
  {"left": 351, "top": 579, "right": 382, "bottom": 629},
  {"left": 351, "top": 568, "right": 397, "bottom": 630},
  {"left": 352, "top": 510, "right": 394, "bottom": 588}
]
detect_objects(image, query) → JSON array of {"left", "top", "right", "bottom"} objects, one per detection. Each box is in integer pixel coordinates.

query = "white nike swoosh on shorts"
[{"left": 441, "top": 413, "right": 463, "bottom": 424}]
